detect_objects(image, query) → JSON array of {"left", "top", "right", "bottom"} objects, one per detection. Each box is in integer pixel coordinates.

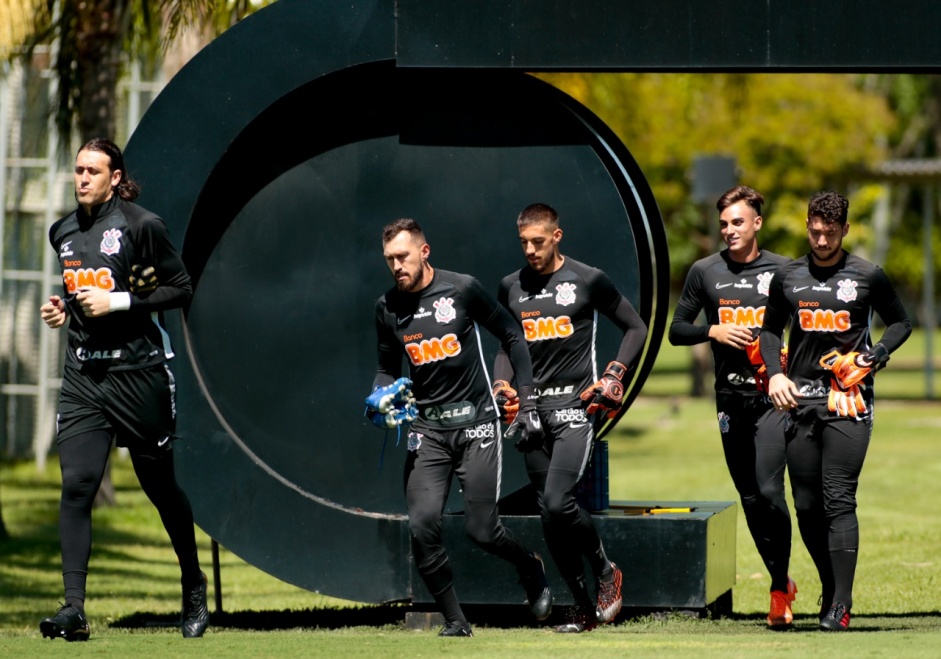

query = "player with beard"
[
  {"left": 492, "top": 203, "right": 647, "bottom": 632},
  {"left": 368, "top": 218, "right": 552, "bottom": 637},
  {"left": 761, "top": 191, "right": 910, "bottom": 631},
  {"left": 669, "top": 186, "right": 797, "bottom": 628}
]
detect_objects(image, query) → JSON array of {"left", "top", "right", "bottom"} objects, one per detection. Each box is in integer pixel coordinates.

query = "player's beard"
[
  {"left": 395, "top": 267, "right": 425, "bottom": 292},
  {"left": 812, "top": 245, "right": 841, "bottom": 265}
]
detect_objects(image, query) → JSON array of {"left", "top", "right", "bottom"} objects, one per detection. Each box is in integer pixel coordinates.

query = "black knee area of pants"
[
  {"left": 60, "top": 466, "right": 101, "bottom": 513},
  {"left": 543, "top": 487, "right": 580, "bottom": 523},
  {"left": 407, "top": 507, "right": 446, "bottom": 573},
  {"left": 464, "top": 511, "right": 501, "bottom": 550}
]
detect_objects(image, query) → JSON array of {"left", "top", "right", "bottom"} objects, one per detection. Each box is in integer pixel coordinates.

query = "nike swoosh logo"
[
  {"left": 157, "top": 436, "right": 171, "bottom": 447},
  {"left": 569, "top": 422, "right": 587, "bottom": 429},
  {"left": 715, "top": 283, "right": 733, "bottom": 289},
  {"left": 480, "top": 440, "right": 495, "bottom": 448},
  {"left": 519, "top": 295, "right": 534, "bottom": 303},
  {"left": 397, "top": 315, "right": 413, "bottom": 325},
  {"left": 792, "top": 286, "right": 809, "bottom": 292}
]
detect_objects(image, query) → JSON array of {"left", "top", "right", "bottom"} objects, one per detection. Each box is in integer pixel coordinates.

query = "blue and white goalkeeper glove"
[{"left": 365, "top": 377, "right": 419, "bottom": 429}]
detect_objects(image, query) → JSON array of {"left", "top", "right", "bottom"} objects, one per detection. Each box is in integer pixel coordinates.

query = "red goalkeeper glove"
[
  {"left": 491, "top": 380, "right": 520, "bottom": 425},
  {"left": 579, "top": 361, "right": 628, "bottom": 419}
]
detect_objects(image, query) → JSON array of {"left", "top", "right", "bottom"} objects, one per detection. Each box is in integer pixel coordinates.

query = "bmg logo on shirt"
[
  {"left": 63, "top": 267, "right": 115, "bottom": 293},
  {"left": 798, "top": 309, "right": 851, "bottom": 332},
  {"left": 718, "top": 305, "right": 765, "bottom": 327},
  {"left": 523, "top": 315, "right": 573, "bottom": 341},
  {"left": 405, "top": 333, "right": 462, "bottom": 365}
]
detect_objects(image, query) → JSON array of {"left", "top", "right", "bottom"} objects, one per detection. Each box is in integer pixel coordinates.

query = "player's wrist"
[
  {"left": 516, "top": 384, "right": 538, "bottom": 413},
  {"left": 109, "top": 292, "right": 131, "bottom": 311}
]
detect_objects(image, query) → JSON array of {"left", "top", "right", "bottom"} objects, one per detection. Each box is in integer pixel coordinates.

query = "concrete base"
[{"left": 409, "top": 500, "right": 737, "bottom": 613}]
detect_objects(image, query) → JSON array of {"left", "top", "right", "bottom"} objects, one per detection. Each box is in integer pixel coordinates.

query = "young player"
[{"left": 669, "top": 186, "right": 796, "bottom": 627}]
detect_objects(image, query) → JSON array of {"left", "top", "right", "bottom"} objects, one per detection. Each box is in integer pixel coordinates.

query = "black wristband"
[{"left": 517, "top": 384, "right": 538, "bottom": 413}]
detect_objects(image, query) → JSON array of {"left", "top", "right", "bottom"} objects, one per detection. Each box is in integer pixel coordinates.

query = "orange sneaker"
[{"left": 767, "top": 577, "right": 797, "bottom": 628}]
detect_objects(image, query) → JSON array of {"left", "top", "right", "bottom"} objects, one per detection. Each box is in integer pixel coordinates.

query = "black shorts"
[{"left": 56, "top": 363, "right": 177, "bottom": 457}]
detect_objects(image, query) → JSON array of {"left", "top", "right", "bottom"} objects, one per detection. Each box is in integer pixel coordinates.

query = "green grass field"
[{"left": 2, "top": 396, "right": 940, "bottom": 657}]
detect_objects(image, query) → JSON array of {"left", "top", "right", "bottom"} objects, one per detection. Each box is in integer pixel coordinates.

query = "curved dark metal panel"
[{"left": 124, "top": 0, "right": 668, "bottom": 602}]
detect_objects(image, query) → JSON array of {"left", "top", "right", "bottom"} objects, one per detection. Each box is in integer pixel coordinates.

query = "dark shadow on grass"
[{"left": 112, "top": 605, "right": 740, "bottom": 631}]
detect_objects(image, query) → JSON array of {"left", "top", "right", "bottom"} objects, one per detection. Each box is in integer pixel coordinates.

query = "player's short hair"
[
  {"left": 807, "top": 191, "right": 849, "bottom": 226},
  {"left": 79, "top": 137, "right": 141, "bottom": 201},
  {"left": 716, "top": 186, "right": 764, "bottom": 215},
  {"left": 517, "top": 203, "right": 559, "bottom": 229},
  {"left": 382, "top": 218, "right": 426, "bottom": 244}
]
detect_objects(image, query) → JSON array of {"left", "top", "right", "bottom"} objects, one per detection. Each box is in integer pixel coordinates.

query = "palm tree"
[
  {"left": 4, "top": 1, "right": 272, "bottom": 148},
  {"left": 0, "top": 0, "right": 272, "bottom": 509}
]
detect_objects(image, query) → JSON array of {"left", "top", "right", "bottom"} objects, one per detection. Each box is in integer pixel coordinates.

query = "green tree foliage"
[
  {"left": 2, "top": 0, "right": 274, "bottom": 149},
  {"left": 538, "top": 73, "right": 897, "bottom": 286}
]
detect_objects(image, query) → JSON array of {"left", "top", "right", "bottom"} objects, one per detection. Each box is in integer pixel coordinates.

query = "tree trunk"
[{"left": 77, "top": 1, "right": 124, "bottom": 508}]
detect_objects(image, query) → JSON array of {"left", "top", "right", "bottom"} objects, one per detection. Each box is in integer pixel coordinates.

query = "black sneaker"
[
  {"left": 518, "top": 552, "right": 553, "bottom": 621},
  {"left": 181, "top": 572, "right": 210, "bottom": 638},
  {"left": 819, "top": 602, "right": 851, "bottom": 631},
  {"left": 595, "top": 563, "right": 623, "bottom": 623},
  {"left": 40, "top": 603, "right": 90, "bottom": 642},
  {"left": 554, "top": 606, "right": 597, "bottom": 634},
  {"left": 438, "top": 621, "right": 473, "bottom": 637}
]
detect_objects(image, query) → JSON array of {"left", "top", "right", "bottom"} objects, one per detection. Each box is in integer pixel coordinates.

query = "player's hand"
[
  {"left": 40, "top": 295, "right": 67, "bottom": 329},
  {"left": 579, "top": 361, "right": 628, "bottom": 419},
  {"left": 708, "top": 323, "right": 753, "bottom": 349},
  {"left": 767, "top": 373, "right": 800, "bottom": 411},
  {"left": 365, "top": 377, "right": 418, "bottom": 429},
  {"left": 506, "top": 409, "right": 544, "bottom": 453},
  {"left": 129, "top": 264, "right": 158, "bottom": 294},
  {"left": 491, "top": 380, "right": 520, "bottom": 425},
  {"left": 827, "top": 379, "right": 868, "bottom": 418},
  {"left": 76, "top": 287, "right": 111, "bottom": 317}
]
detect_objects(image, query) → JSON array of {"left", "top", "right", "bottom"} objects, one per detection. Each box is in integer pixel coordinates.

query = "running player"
[
  {"left": 761, "top": 191, "right": 911, "bottom": 631},
  {"left": 369, "top": 218, "right": 552, "bottom": 638},
  {"left": 668, "top": 186, "right": 797, "bottom": 628},
  {"left": 493, "top": 203, "right": 647, "bottom": 632},
  {"left": 38, "top": 138, "right": 208, "bottom": 641}
]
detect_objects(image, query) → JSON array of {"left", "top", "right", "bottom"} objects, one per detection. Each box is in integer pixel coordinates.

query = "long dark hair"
[{"left": 79, "top": 138, "right": 141, "bottom": 201}]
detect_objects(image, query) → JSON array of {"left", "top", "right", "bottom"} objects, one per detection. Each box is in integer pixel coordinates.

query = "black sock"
[
  {"left": 830, "top": 549, "right": 857, "bottom": 609},
  {"left": 64, "top": 596, "right": 85, "bottom": 614},
  {"left": 434, "top": 585, "right": 467, "bottom": 625}
]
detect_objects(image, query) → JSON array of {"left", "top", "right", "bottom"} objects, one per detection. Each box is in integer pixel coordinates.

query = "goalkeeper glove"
[
  {"left": 827, "top": 379, "right": 868, "bottom": 418},
  {"left": 579, "top": 361, "right": 628, "bottom": 418},
  {"left": 129, "top": 264, "right": 158, "bottom": 294},
  {"left": 744, "top": 338, "right": 788, "bottom": 395},
  {"left": 491, "top": 380, "right": 520, "bottom": 425},
  {"left": 505, "top": 385, "right": 544, "bottom": 452},
  {"left": 819, "top": 350, "right": 873, "bottom": 418},
  {"left": 365, "top": 377, "right": 418, "bottom": 429},
  {"left": 819, "top": 347, "right": 884, "bottom": 389}
]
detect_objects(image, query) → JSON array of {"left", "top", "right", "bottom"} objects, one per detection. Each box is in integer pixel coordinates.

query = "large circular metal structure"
[{"left": 125, "top": 0, "right": 668, "bottom": 602}]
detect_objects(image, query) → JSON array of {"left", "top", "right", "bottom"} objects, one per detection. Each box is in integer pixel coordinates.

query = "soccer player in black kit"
[
  {"left": 38, "top": 139, "right": 208, "bottom": 641},
  {"left": 669, "top": 186, "right": 797, "bottom": 628},
  {"left": 762, "top": 191, "right": 910, "bottom": 632},
  {"left": 368, "top": 218, "right": 552, "bottom": 638},
  {"left": 492, "top": 203, "right": 648, "bottom": 633}
]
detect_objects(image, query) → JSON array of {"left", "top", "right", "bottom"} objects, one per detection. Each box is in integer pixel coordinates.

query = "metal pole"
[
  {"left": 924, "top": 185, "right": 935, "bottom": 400},
  {"left": 211, "top": 539, "right": 224, "bottom": 614},
  {"left": 0, "top": 62, "right": 11, "bottom": 300}
]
